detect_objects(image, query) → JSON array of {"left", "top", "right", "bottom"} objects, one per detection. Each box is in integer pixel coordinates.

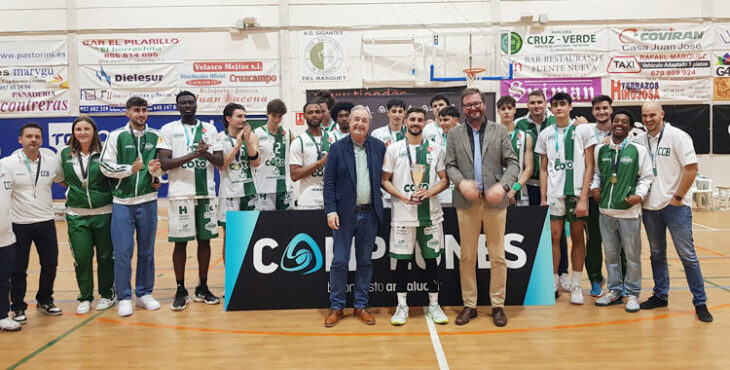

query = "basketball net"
[{"left": 463, "top": 67, "right": 485, "bottom": 88}]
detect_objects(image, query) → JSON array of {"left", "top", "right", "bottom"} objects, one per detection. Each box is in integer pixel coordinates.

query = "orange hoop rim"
[{"left": 463, "top": 67, "right": 486, "bottom": 78}]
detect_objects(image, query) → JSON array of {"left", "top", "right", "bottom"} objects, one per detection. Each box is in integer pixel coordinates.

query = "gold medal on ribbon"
[{"left": 610, "top": 173, "right": 618, "bottom": 184}]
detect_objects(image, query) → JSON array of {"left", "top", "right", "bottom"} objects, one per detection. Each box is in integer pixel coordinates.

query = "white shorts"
[
  {"left": 218, "top": 195, "right": 258, "bottom": 225},
  {"left": 255, "top": 192, "right": 293, "bottom": 211},
  {"left": 389, "top": 223, "right": 444, "bottom": 260},
  {"left": 548, "top": 196, "right": 586, "bottom": 222},
  {"left": 168, "top": 198, "right": 218, "bottom": 242}
]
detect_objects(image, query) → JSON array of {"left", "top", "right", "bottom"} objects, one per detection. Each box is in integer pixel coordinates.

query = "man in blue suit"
[{"left": 323, "top": 105, "right": 386, "bottom": 327}]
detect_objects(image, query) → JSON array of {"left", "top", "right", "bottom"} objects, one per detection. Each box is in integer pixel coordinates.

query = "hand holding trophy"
[{"left": 410, "top": 164, "right": 426, "bottom": 204}]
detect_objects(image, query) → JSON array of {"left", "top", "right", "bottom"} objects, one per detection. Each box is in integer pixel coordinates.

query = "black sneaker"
[
  {"left": 639, "top": 295, "right": 668, "bottom": 310},
  {"left": 194, "top": 285, "right": 220, "bottom": 305},
  {"left": 171, "top": 286, "right": 189, "bottom": 311},
  {"left": 36, "top": 303, "right": 63, "bottom": 316},
  {"left": 554, "top": 290, "right": 559, "bottom": 299},
  {"left": 695, "top": 305, "right": 713, "bottom": 322},
  {"left": 12, "top": 309, "right": 27, "bottom": 324}
]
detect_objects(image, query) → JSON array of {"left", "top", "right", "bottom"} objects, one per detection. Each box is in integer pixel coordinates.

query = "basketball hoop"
[{"left": 463, "top": 67, "right": 486, "bottom": 87}]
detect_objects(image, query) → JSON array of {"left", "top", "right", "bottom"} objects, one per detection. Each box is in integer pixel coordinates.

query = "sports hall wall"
[{"left": 2, "top": 0, "right": 730, "bottom": 187}]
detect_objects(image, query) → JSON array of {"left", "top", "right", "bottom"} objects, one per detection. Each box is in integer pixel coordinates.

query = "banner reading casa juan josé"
[{"left": 224, "top": 207, "right": 554, "bottom": 310}]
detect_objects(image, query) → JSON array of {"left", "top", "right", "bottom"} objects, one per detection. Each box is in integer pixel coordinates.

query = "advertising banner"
[
  {"left": 180, "top": 60, "right": 280, "bottom": 87},
  {"left": 608, "top": 78, "right": 712, "bottom": 102},
  {"left": 714, "top": 77, "right": 730, "bottom": 101},
  {"left": 501, "top": 27, "right": 609, "bottom": 55},
  {"left": 610, "top": 25, "right": 712, "bottom": 53},
  {"left": 712, "top": 105, "right": 730, "bottom": 154},
  {"left": 713, "top": 25, "right": 730, "bottom": 49},
  {"left": 225, "top": 207, "right": 554, "bottom": 310},
  {"left": 78, "top": 36, "right": 183, "bottom": 64},
  {"left": 0, "top": 40, "right": 68, "bottom": 67},
  {"left": 0, "top": 65, "right": 70, "bottom": 114},
  {"left": 299, "top": 31, "right": 349, "bottom": 82},
  {"left": 606, "top": 52, "right": 712, "bottom": 77},
  {"left": 506, "top": 54, "right": 608, "bottom": 79},
  {"left": 500, "top": 78, "right": 602, "bottom": 104},
  {"left": 188, "top": 86, "right": 279, "bottom": 113},
  {"left": 307, "top": 87, "right": 494, "bottom": 130}
]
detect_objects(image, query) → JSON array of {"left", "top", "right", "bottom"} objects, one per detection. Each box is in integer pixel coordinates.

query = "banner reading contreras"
[
  {"left": 0, "top": 65, "right": 70, "bottom": 114},
  {"left": 299, "top": 31, "right": 348, "bottom": 83},
  {"left": 78, "top": 36, "right": 183, "bottom": 64},
  {"left": 187, "top": 86, "right": 279, "bottom": 113},
  {"left": 608, "top": 78, "right": 712, "bottom": 102},
  {"left": 180, "top": 60, "right": 280, "bottom": 88},
  {"left": 0, "top": 40, "right": 68, "bottom": 67},
  {"left": 501, "top": 78, "right": 602, "bottom": 104}
]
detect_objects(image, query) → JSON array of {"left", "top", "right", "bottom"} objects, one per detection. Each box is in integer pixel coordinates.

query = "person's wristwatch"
[
  {"left": 502, "top": 183, "right": 510, "bottom": 193},
  {"left": 673, "top": 194, "right": 683, "bottom": 201}
]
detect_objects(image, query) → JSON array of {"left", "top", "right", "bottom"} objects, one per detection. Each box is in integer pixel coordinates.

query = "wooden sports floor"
[{"left": 2, "top": 207, "right": 729, "bottom": 369}]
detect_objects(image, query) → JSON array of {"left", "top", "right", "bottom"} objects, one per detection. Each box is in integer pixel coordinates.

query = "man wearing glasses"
[{"left": 445, "top": 88, "right": 520, "bottom": 327}]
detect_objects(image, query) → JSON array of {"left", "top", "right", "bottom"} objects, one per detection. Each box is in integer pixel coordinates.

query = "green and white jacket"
[
  {"left": 100, "top": 123, "right": 161, "bottom": 205},
  {"left": 590, "top": 138, "right": 654, "bottom": 218},
  {"left": 59, "top": 147, "right": 113, "bottom": 216}
]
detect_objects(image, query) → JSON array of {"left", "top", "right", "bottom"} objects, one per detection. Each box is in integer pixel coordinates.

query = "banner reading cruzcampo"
[
  {"left": 500, "top": 78, "right": 602, "bottom": 104},
  {"left": 78, "top": 36, "right": 183, "bottom": 64}
]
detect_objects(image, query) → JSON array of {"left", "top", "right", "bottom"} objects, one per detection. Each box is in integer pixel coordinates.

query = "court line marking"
[
  {"left": 7, "top": 310, "right": 108, "bottom": 370},
  {"left": 694, "top": 246, "right": 728, "bottom": 257},
  {"left": 95, "top": 303, "right": 730, "bottom": 337},
  {"left": 423, "top": 308, "right": 450, "bottom": 370},
  {"left": 692, "top": 222, "right": 716, "bottom": 231}
]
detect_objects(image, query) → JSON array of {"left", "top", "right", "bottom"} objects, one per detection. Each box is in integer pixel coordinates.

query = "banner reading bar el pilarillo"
[{"left": 224, "top": 206, "right": 554, "bottom": 311}]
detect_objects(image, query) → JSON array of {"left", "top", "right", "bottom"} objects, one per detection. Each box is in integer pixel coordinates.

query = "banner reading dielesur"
[
  {"left": 608, "top": 78, "right": 712, "bottom": 102},
  {"left": 501, "top": 78, "right": 602, "bottom": 104},
  {"left": 78, "top": 36, "right": 183, "bottom": 64},
  {"left": 0, "top": 40, "right": 69, "bottom": 115},
  {"left": 79, "top": 64, "right": 179, "bottom": 113}
]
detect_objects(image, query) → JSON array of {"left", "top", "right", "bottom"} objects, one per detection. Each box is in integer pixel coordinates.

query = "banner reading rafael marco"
[
  {"left": 0, "top": 40, "right": 70, "bottom": 115},
  {"left": 180, "top": 61, "right": 280, "bottom": 112},
  {"left": 501, "top": 27, "right": 609, "bottom": 78}
]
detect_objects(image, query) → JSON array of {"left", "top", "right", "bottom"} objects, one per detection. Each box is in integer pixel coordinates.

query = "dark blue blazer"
[{"left": 323, "top": 135, "right": 386, "bottom": 226}]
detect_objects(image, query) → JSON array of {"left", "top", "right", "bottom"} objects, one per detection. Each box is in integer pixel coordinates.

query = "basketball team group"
[{"left": 0, "top": 87, "right": 714, "bottom": 333}]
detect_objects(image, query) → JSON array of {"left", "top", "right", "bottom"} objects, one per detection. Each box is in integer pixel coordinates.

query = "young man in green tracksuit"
[
  {"left": 590, "top": 110, "right": 653, "bottom": 312},
  {"left": 100, "top": 97, "right": 163, "bottom": 317}
]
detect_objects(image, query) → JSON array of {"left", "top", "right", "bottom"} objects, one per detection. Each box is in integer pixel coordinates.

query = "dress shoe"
[
  {"left": 353, "top": 308, "right": 376, "bottom": 325},
  {"left": 455, "top": 307, "right": 478, "bottom": 325},
  {"left": 492, "top": 307, "right": 508, "bottom": 327},
  {"left": 325, "top": 309, "right": 344, "bottom": 327}
]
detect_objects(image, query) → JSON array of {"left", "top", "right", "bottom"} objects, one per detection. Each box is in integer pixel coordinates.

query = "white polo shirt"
[
  {"left": 1, "top": 148, "right": 63, "bottom": 224},
  {"left": 0, "top": 160, "right": 16, "bottom": 247},
  {"left": 635, "top": 122, "right": 697, "bottom": 210}
]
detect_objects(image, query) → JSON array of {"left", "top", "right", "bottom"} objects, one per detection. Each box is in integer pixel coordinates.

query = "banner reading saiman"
[
  {"left": 78, "top": 36, "right": 183, "bottom": 64},
  {"left": 0, "top": 65, "right": 69, "bottom": 114},
  {"left": 608, "top": 78, "right": 712, "bottom": 102},
  {"left": 501, "top": 78, "right": 602, "bottom": 104}
]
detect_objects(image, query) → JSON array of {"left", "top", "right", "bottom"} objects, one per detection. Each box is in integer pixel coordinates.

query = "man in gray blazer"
[{"left": 445, "top": 88, "right": 520, "bottom": 327}]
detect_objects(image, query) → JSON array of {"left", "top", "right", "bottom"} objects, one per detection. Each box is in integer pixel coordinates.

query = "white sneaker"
[
  {"left": 569, "top": 284, "right": 584, "bottom": 305},
  {"left": 76, "top": 301, "right": 91, "bottom": 314},
  {"left": 0, "top": 317, "right": 21, "bottom": 332},
  {"left": 626, "top": 296, "right": 640, "bottom": 313},
  {"left": 390, "top": 304, "right": 409, "bottom": 326},
  {"left": 427, "top": 303, "right": 449, "bottom": 324},
  {"left": 96, "top": 298, "right": 116, "bottom": 311},
  {"left": 118, "top": 299, "right": 133, "bottom": 317},
  {"left": 595, "top": 290, "right": 623, "bottom": 306},
  {"left": 136, "top": 295, "right": 161, "bottom": 311},
  {"left": 559, "top": 273, "right": 572, "bottom": 292}
]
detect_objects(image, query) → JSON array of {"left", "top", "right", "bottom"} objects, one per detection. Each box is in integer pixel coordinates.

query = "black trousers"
[
  {"left": 0, "top": 243, "right": 16, "bottom": 319},
  {"left": 11, "top": 220, "right": 58, "bottom": 311}
]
